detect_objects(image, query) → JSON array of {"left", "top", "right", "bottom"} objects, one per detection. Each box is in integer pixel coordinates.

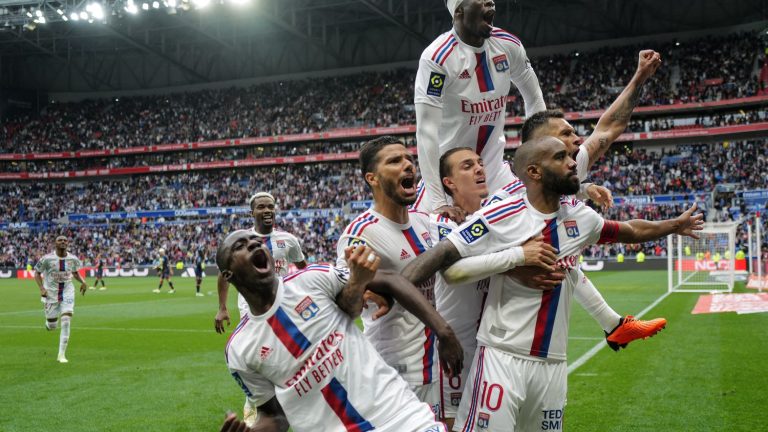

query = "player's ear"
[
  {"left": 442, "top": 176, "right": 455, "bottom": 193},
  {"left": 526, "top": 164, "right": 542, "bottom": 181},
  {"left": 221, "top": 270, "right": 233, "bottom": 280},
  {"left": 364, "top": 172, "right": 378, "bottom": 188}
]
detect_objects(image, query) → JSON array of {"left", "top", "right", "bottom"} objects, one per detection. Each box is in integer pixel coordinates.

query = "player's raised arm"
[
  {"left": 602, "top": 203, "right": 704, "bottom": 244},
  {"left": 335, "top": 245, "right": 381, "bottom": 319},
  {"left": 415, "top": 98, "right": 451, "bottom": 214},
  {"left": 507, "top": 42, "right": 546, "bottom": 116},
  {"left": 581, "top": 49, "right": 662, "bottom": 168}
]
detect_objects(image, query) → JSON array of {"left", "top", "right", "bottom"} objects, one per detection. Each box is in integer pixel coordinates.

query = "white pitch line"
[
  {"left": 568, "top": 291, "right": 671, "bottom": 375},
  {"left": 0, "top": 324, "right": 211, "bottom": 333},
  {"left": 0, "top": 298, "right": 182, "bottom": 316}
]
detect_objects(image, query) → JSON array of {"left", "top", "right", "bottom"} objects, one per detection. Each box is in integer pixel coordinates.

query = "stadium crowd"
[{"left": 1, "top": 33, "right": 762, "bottom": 155}]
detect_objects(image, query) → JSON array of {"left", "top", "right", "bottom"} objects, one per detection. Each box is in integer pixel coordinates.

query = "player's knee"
[{"left": 46, "top": 320, "right": 58, "bottom": 330}]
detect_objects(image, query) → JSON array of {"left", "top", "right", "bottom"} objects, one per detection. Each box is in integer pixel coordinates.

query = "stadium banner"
[
  {"left": 0, "top": 221, "right": 51, "bottom": 230},
  {"left": 1, "top": 261, "right": 669, "bottom": 279},
  {"left": 2, "top": 123, "right": 766, "bottom": 180},
  {"left": 0, "top": 95, "right": 766, "bottom": 164},
  {"left": 349, "top": 200, "right": 373, "bottom": 211},
  {"left": 743, "top": 189, "right": 768, "bottom": 206},
  {"left": 67, "top": 207, "right": 342, "bottom": 222},
  {"left": 673, "top": 259, "right": 747, "bottom": 272}
]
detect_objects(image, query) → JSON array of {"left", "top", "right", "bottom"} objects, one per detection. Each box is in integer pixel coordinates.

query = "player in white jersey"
[
  {"left": 215, "top": 191, "right": 308, "bottom": 424},
  {"left": 34, "top": 236, "right": 88, "bottom": 363},
  {"left": 336, "top": 136, "right": 448, "bottom": 417},
  {"left": 217, "top": 229, "right": 462, "bottom": 431},
  {"left": 404, "top": 137, "right": 704, "bottom": 431},
  {"left": 414, "top": 0, "right": 546, "bottom": 217},
  {"left": 215, "top": 191, "right": 308, "bottom": 332}
]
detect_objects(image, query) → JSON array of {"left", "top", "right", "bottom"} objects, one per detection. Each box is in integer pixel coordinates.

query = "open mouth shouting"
[
  {"left": 482, "top": 8, "right": 495, "bottom": 29},
  {"left": 250, "top": 244, "right": 272, "bottom": 274},
  {"left": 400, "top": 174, "right": 417, "bottom": 197}
]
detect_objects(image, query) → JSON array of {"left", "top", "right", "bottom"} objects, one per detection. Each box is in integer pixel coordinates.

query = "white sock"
[
  {"left": 573, "top": 274, "right": 622, "bottom": 332},
  {"left": 59, "top": 316, "right": 71, "bottom": 357}
]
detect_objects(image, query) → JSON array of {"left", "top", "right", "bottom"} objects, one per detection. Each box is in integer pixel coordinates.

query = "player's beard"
[
  {"left": 381, "top": 177, "right": 417, "bottom": 207},
  {"left": 542, "top": 167, "right": 580, "bottom": 196}
]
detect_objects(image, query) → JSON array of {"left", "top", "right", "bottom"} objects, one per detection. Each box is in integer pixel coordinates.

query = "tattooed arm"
[{"left": 582, "top": 49, "right": 662, "bottom": 168}]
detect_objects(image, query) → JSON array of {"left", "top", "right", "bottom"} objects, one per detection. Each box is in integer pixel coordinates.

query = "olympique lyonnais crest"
[
  {"left": 451, "top": 392, "right": 462, "bottom": 406},
  {"left": 477, "top": 412, "right": 490, "bottom": 429},
  {"left": 421, "top": 232, "right": 433, "bottom": 248},
  {"left": 276, "top": 240, "right": 286, "bottom": 248},
  {"left": 564, "top": 220, "right": 580, "bottom": 238},
  {"left": 295, "top": 296, "right": 320, "bottom": 321},
  {"left": 493, "top": 54, "right": 509, "bottom": 72}
]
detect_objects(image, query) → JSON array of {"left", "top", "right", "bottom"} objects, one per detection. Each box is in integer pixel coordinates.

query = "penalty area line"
[{"left": 568, "top": 291, "right": 671, "bottom": 375}]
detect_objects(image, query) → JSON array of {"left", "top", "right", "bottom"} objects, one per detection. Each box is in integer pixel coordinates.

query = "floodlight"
[
  {"left": 86, "top": 3, "right": 105, "bottom": 20},
  {"left": 62, "top": 15, "right": 68, "bottom": 21},
  {"left": 80, "top": 11, "right": 88, "bottom": 20},
  {"left": 125, "top": 0, "right": 139, "bottom": 14},
  {"left": 56, "top": 9, "right": 64, "bottom": 15},
  {"left": 70, "top": 12, "right": 79, "bottom": 20},
  {"left": 193, "top": 0, "right": 210, "bottom": 9},
  {"left": 152, "top": 1, "right": 160, "bottom": 8},
  {"left": 142, "top": 3, "right": 149, "bottom": 10},
  {"left": 35, "top": 10, "right": 43, "bottom": 17}
]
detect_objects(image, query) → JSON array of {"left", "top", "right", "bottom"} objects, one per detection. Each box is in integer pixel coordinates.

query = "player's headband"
[
  {"left": 447, "top": 0, "right": 462, "bottom": 18},
  {"left": 248, "top": 192, "right": 276, "bottom": 208}
]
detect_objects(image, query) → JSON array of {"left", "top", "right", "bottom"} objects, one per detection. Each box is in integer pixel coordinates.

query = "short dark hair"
[
  {"left": 439, "top": 147, "right": 474, "bottom": 196},
  {"left": 521, "top": 109, "right": 565, "bottom": 143},
  {"left": 359, "top": 136, "right": 404, "bottom": 188}
]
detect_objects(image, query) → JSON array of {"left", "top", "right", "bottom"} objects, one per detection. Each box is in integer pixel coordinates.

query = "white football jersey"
[
  {"left": 237, "top": 228, "right": 305, "bottom": 315},
  {"left": 336, "top": 209, "right": 438, "bottom": 386},
  {"left": 449, "top": 196, "right": 620, "bottom": 361},
  {"left": 34, "top": 252, "right": 82, "bottom": 303},
  {"left": 430, "top": 214, "right": 488, "bottom": 362},
  {"left": 225, "top": 265, "right": 442, "bottom": 432},
  {"left": 414, "top": 27, "right": 544, "bottom": 210}
]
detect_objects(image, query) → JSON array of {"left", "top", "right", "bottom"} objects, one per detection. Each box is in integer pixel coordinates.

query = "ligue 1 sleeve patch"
[
  {"left": 458, "top": 220, "right": 489, "bottom": 244},
  {"left": 347, "top": 237, "right": 366, "bottom": 247},
  {"left": 427, "top": 72, "right": 446, "bottom": 97},
  {"left": 438, "top": 225, "right": 453, "bottom": 240}
]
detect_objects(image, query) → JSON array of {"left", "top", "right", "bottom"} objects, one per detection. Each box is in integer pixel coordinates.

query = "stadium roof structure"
[{"left": 0, "top": 0, "right": 766, "bottom": 92}]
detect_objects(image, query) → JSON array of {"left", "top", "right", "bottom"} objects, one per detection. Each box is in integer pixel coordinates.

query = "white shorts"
[
  {"left": 43, "top": 298, "right": 74, "bottom": 319},
  {"left": 377, "top": 394, "right": 449, "bottom": 432},
  {"left": 440, "top": 338, "right": 477, "bottom": 419},
  {"left": 410, "top": 381, "right": 442, "bottom": 421},
  {"left": 454, "top": 345, "right": 567, "bottom": 432}
]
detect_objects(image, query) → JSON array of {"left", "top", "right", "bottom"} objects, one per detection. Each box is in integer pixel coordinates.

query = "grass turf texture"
[{"left": 0, "top": 271, "right": 765, "bottom": 431}]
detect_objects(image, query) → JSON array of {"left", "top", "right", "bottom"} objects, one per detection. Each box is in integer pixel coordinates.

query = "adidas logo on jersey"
[
  {"left": 458, "top": 69, "right": 471, "bottom": 79},
  {"left": 400, "top": 249, "right": 412, "bottom": 260},
  {"left": 260, "top": 346, "right": 273, "bottom": 361}
]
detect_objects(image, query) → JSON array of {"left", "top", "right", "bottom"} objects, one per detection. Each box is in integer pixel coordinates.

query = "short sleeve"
[
  {"left": 34, "top": 258, "right": 46, "bottom": 273},
  {"left": 578, "top": 204, "right": 615, "bottom": 245},
  {"left": 286, "top": 235, "right": 306, "bottom": 263},
  {"left": 414, "top": 57, "right": 448, "bottom": 108},
  {"left": 72, "top": 257, "right": 83, "bottom": 271},
  {"left": 447, "top": 198, "right": 536, "bottom": 257},
  {"left": 335, "top": 235, "right": 367, "bottom": 269},
  {"left": 316, "top": 266, "right": 350, "bottom": 299},
  {"left": 228, "top": 367, "right": 276, "bottom": 407}
]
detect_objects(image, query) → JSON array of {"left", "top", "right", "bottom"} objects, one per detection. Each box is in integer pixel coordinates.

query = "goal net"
[{"left": 668, "top": 222, "right": 737, "bottom": 293}]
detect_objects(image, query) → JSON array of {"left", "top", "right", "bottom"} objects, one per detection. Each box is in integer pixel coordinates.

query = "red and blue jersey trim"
[
  {"left": 461, "top": 346, "right": 486, "bottom": 432},
  {"left": 491, "top": 28, "right": 521, "bottom": 46},
  {"left": 474, "top": 51, "right": 496, "bottom": 93},
  {"left": 402, "top": 227, "right": 427, "bottom": 256},
  {"left": 267, "top": 307, "right": 312, "bottom": 359},
  {"left": 482, "top": 198, "right": 526, "bottom": 224},
  {"left": 321, "top": 377, "right": 375, "bottom": 432},
  {"left": 530, "top": 218, "right": 562, "bottom": 358},
  {"left": 58, "top": 259, "right": 65, "bottom": 302},
  {"left": 421, "top": 327, "right": 436, "bottom": 384},
  {"left": 432, "top": 35, "right": 458, "bottom": 66},
  {"left": 345, "top": 212, "right": 379, "bottom": 237},
  {"left": 283, "top": 264, "right": 331, "bottom": 283},
  {"left": 476, "top": 124, "right": 495, "bottom": 156},
  {"left": 225, "top": 315, "right": 250, "bottom": 363},
  {"left": 502, "top": 180, "right": 525, "bottom": 195}
]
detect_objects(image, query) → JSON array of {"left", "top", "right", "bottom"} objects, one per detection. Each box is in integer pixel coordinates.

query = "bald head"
[
  {"left": 513, "top": 136, "right": 580, "bottom": 196},
  {"left": 513, "top": 136, "right": 564, "bottom": 181},
  {"left": 216, "top": 229, "right": 249, "bottom": 272}
]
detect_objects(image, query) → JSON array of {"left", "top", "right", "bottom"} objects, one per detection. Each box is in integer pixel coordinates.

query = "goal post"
[{"left": 668, "top": 222, "right": 738, "bottom": 293}]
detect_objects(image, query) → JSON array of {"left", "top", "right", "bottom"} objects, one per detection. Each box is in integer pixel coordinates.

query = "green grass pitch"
[{"left": 1, "top": 271, "right": 765, "bottom": 431}]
